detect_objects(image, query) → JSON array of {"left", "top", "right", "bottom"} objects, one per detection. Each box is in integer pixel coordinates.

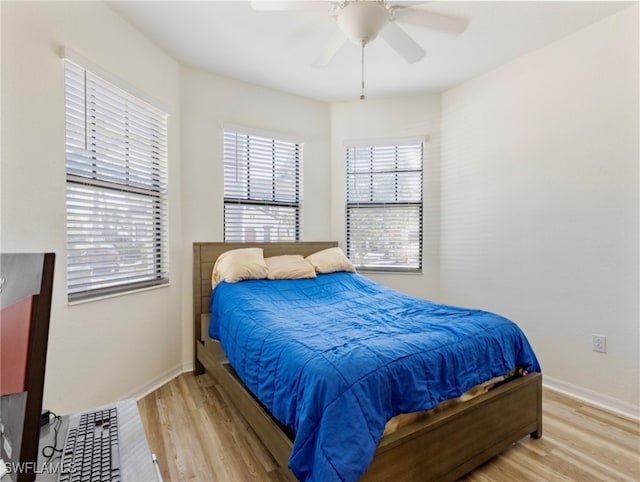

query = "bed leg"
[
  {"left": 194, "top": 358, "right": 204, "bottom": 376},
  {"left": 531, "top": 373, "right": 543, "bottom": 439},
  {"left": 530, "top": 413, "right": 543, "bottom": 439}
]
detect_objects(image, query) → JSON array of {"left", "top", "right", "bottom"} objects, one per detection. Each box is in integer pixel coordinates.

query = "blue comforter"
[{"left": 209, "top": 272, "right": 540, "bottom": 482}]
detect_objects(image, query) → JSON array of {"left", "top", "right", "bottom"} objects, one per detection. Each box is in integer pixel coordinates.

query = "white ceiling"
[{"left": 109, "top": 1, "right": 633, "bottom": 102}]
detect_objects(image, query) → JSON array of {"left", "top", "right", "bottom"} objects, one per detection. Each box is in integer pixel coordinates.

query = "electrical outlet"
[{"left": 592, "top": 334, "right": 607, "bottom": 353}]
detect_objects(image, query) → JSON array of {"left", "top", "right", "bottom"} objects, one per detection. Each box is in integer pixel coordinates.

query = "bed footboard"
[{"left": 361, "top": 372, "right": 542, "bottom": 482}]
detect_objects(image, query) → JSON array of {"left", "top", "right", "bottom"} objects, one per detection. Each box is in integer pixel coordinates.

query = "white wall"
[
  {"left": 1, "top": 1, "right": 183, "bottom": 413},
  {"left": 2, "top": 1, "right": 636, "bottom": 420},
  {"left": 440, "top": 6, "right": 639, "bottom": 417},
  {"left": 179, "top": 66, "right": 332, "bottom": 366},
  {"left": 330, "top": 95, "right": 442, "bottom": 299}
]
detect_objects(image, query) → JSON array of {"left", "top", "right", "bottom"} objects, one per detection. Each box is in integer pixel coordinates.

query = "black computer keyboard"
[{"left": 58, "top": 407, "right": 121, "bottom": 482}]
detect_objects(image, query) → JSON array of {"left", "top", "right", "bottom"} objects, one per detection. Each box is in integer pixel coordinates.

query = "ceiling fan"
[{"left": 251, "top": 1, "right": 468, "bottom": 99}]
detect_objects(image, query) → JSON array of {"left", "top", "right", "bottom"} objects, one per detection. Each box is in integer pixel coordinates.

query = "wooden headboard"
[{"left": 192, "top": 242, "right": 338, "bottom": 373}]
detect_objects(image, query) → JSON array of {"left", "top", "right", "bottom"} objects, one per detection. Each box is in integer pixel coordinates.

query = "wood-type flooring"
[{"left": 138, "top": 372, "right": 640, "bottom": 482}]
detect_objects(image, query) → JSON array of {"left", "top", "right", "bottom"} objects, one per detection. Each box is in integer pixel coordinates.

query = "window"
[
  {"left": 64, "top": 59, "right": 169, "bottom": 302},
  {"left": 223, "top": 127, "right": 302, "bottom": 242},
  {"left": 345, "top": 140, "right": 423, "bottom": 271}
]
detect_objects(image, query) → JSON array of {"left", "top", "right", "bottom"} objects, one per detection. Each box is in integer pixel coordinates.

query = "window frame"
[
  {"left": 223, "top": 126, "right": 303, "bottom": 243},
  {"left": 345, "top": 138, "right": 424, "bottom": 273},
  {"left": 63, "top": 56, "right": 169, "bottom": 303}
]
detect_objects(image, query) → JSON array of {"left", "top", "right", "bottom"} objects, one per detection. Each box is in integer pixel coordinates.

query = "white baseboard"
[
  {"left": 181, "top": 360, "right": 194, "bottom": 373},
  {"left": 120, "top": 364, "right": 182, "bottom": 402},
  {"left": 120, "top": 361, "right": 196, "bottom": 403},
  {"left": 543, "top": 375, "right": 640, "bottom": 421}
]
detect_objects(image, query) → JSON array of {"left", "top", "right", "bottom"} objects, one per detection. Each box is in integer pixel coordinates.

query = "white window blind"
[
  {"left": 224, "top": 129, "right": 302, "bottom": 242},
  {"left": 64, "top": 60, "right": 169, "bottom": 302},
  {"left": 345, "top": 141, "right": 423, "bottom": 271}
]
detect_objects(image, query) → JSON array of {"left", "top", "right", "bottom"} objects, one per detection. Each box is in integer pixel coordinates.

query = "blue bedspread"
[{"left": 209, "top": 272, "right": 540, "bottom": 482}]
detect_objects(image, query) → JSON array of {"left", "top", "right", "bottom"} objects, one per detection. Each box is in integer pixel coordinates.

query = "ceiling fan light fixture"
[
  {"left": 337, "top": 1, "right": 389, "bottom": 46},
  {"left": 251, "top": 0, "right": 467, "bottom": 99}
]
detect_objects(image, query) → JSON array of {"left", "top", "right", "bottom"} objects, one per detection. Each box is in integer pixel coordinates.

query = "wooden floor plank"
[{"left": 138, "top": 374, "right": 640, "bottom": 481}]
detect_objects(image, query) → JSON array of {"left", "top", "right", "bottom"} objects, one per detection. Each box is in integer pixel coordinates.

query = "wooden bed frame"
[{"left": 193, "top": 242, "right": 542, "bottom": 481}]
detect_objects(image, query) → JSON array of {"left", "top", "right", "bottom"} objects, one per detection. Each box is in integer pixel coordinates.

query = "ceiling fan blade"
[
  {"left": 250, "top": 1, "right": 331, "bottom": 12},
  {"left": 313, "top": 29, "right": 347, "bottom": 67},
  {"left": 392, "top": 7, "right": 468, "bottom": 35},
  {"left": 379, "top": 22, "right": 426, "bottom": 64}
]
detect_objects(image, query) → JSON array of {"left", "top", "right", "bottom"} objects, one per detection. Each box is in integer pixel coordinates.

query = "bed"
[{"left": 193, "top": 242, "right": 542, "bottom": 482}]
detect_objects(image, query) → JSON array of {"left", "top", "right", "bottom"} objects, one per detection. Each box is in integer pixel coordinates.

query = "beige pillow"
[
  {"left": 211, "top": 248, "right": 268, "bottom": 288},
  {"left": 306, "top": 247, "right": 356, "bottom": 274},
  {"left": 265, "top": 255, "right": 316, "bottom": 280}
]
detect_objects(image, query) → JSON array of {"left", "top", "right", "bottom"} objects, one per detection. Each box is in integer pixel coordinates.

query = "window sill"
[
  {"left": 356, "top": 269, "right": 423, "bottom": 275},
  {"left": 67, "top": 282, "right": 170, "bottom": 306}
]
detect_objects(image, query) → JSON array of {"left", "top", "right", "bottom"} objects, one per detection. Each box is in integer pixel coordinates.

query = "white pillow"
[
  {"left": 306, "top": 247, "right": 356, "bottom": 274},
  {"left": 265, "top": 255, "right": 316, "bottom": 280},
  {"left": 211, "top": 248, "right": 268, "bottom": 288}
]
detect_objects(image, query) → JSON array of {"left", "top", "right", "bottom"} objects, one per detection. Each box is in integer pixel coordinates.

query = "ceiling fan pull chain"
[{"left": 360, "top": 39, "right": 365, "bottom": 100}]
